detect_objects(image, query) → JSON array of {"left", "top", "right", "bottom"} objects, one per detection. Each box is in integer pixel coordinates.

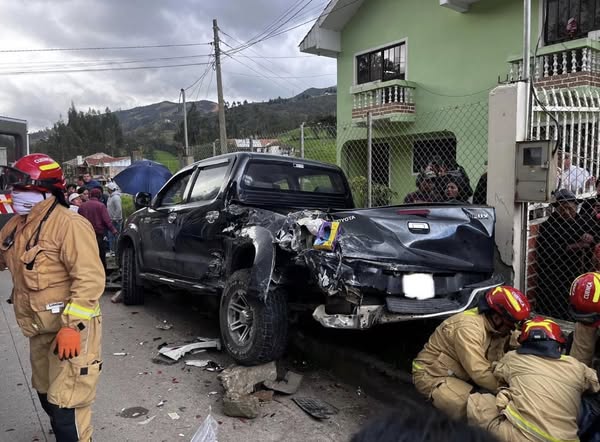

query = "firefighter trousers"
[
  {"left": 29, "top": 316, "right": 102, "bottom": 442},
  {"left": 413, "top": 370, "right": 474, "bottom": 420},
  {"left": 467, "top": 393, "right": 531, "bottom": 442}
]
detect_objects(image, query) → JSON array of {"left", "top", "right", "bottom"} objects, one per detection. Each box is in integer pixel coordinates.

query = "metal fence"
[
  {"left": 189, "top": 99, "right": 490, "bottom": 210},
  {"left": 525, "top": 87, "right": 600, "bottom": 320}
]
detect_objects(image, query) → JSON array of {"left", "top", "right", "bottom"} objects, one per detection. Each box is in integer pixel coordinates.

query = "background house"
[
  {"left": 300, "top": 0, "right": 599, "bottom": 203},
  {"left": 63, "top": 152, "right": 131, "bottom": 182}
]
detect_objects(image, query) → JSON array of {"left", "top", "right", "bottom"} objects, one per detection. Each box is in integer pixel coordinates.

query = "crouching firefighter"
[
  {"left": 0, "top": 154, "right": 105, "bottom": 442},
  {"left": 468, "top": 317, "right": 600, "bottom": 442},
  {"left": 569, "top": 272, "right": 600, "bottom": 367},
  {"left": 412, "top": 286, "right": 530, "bottom": 420}
]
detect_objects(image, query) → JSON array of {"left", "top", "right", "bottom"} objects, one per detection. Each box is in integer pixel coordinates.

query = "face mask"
[{"left": 12, "top": 190, "right": 48, "bottom": 215}]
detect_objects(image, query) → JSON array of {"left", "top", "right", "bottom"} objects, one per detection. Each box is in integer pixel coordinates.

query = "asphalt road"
[{"left": 0, "top": 272, "right": 385, "bottom": 442}]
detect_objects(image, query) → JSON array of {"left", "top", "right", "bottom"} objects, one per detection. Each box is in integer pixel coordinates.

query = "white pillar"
[{"left": 487, "top": 82, "right": 529, "bottom": 288}]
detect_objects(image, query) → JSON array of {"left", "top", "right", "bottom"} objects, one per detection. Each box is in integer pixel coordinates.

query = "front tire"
[
  {"left": 219, "top": 269, "right": 288, "bottom": 365},
  {"left": 122, "top": 246, "right": 144, "bottom": 305}
]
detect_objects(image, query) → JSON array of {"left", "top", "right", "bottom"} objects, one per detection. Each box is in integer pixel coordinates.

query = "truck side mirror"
[{"left": 134, "top": 192, "right": 152, "bottom": 210}]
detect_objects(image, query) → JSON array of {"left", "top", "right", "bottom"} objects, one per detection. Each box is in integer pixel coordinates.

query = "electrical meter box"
[{"left": 515, "top": 140, "right": 557, "bottom": 202}]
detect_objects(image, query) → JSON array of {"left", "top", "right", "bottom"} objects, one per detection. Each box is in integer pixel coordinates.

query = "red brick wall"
[
  {"left": 525, "top": 222, "right": 542, "bottom": 303},
  {"left": 535, "top": 71, "right": 600, "bottom": 89},
  {"left": 352, "top": 103, "right": 416, "bottom": 120}
]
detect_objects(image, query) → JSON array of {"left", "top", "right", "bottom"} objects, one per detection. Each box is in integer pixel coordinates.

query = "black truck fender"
[{"left": 235, "top": 226, "right": 275, "bottom": 301}]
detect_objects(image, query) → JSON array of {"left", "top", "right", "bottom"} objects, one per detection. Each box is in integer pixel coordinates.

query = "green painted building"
[{"left": 300, "top": 0, "right": 600, "bottom": 204}]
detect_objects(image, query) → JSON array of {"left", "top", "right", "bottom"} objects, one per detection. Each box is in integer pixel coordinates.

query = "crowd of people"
[{"left": 63, "top": 172, "right": 123, "bottom": 271}]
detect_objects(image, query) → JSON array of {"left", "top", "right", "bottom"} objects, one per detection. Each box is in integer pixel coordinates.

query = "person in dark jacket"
[
  {"left": 404, "top": 171, "right": 443, "bottom": 203},
  {"left": 535, "top": 189, "right": 592, "bottom": 319},
  {"left": 445, "top": 175, "right": 471, "bottom": 203},
  {"left": 79, "top": 188, "right": 117, "bottom": 270}
]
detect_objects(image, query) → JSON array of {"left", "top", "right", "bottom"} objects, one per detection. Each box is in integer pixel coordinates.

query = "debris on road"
[
  {"left": 222, "top": 394, "right": 260, "bottom": 419},
  {"left": 156, "top": 400, "right": 166, "bottom": 407},
  {"left": 190, "top": 413, "right": 218, "bottom": 442},
  {"left": 151, "top": 354, "right": 179, "bottom": 365},
  {"left": 137, "top": 415, "right": 156, "bottom": 425},
  {"left": 113, "top": 352, "right": 128, "bottom": 356},
  {"left": 264, "top": 371, "right": 303, "bottom": 395},
  {"left": 155, "top": 320, "right": 174, "bottom": 330},
  {"left": 218, "top": 361, "right": 277, "bottom": 396},
  {"left": 158, "top": 338, "right": 221, "bottom": 361},
  {"left": 292, "top": 398, "right": 338, "bottom": 420},
  {"left": 185, "top": 360, "right": 210, "bottom": 368},
  {"left": 208, "top": 391, "right": 218, "bottom": 397},
  {"left": 204, "top": 361, "right": 224, "bottom": 372},
  {"left": 118, "top": 407, "right": 149, "bottom": 419},
  {"left": 168, "top": 412, "right": 181, "bottom": 420},
  {"left": 219, "top": 362, "right": 277, "bottom": 419},
  {"left": 110, "top": 290, "right": 123, "bottom": 304},
  {"left": 252, "top": 390, "right": 274, "bottom": 402}
]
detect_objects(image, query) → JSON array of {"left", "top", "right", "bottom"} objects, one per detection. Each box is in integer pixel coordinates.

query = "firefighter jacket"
[
  {"left": 493, "top": 351, "right": 600, "bottom": 442},
  {"left": 570, "top": 321, "right": 597, "bottom": 367},
  {"left": 0, "top": 196, "right": 105, "bottom": 337},
  {"left": 413, "top": 308, "right": 509, "bottom": 392}
]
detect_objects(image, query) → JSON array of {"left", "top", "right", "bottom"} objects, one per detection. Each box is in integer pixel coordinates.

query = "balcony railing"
[
  {"left": 351, "top": 80, "right": 417, "bottom": 122},
  {"left": 507, "top": 38, "right": 600, "bottom": 84}
]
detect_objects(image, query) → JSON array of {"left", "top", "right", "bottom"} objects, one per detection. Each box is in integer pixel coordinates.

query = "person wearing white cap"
[
  {"left": 68, "top": 192, "right": 82, "bottom": 213},
  {"left": 106, "top": 182, "right": 122, "bottom": 254}
]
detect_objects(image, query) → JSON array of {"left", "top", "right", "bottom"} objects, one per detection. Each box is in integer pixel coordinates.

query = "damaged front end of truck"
[{"left": 225, "top": 203, "right": 503, "bottom": 331}]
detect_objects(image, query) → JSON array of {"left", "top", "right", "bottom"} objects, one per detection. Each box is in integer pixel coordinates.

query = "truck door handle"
[
  {"left": 205, "top": 211, "right": 220, "bottom": 224},
  {"left": 168, "top": 212, "right": 177, "bottom": 224}
]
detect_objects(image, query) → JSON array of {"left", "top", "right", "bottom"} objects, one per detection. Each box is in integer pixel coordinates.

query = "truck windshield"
[{"left": 242, "top": 161, "right": 346, "bottom": 195}]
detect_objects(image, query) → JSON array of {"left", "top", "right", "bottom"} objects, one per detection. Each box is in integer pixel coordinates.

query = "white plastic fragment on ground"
[
  {"left": 159, "top": 338, "right": 222, "bottom": 361},
  {"left": 156, "top": 400, "right": 166, "bottom": 407},
  {"left": 137, "top": 415, "right": 156, "bottom": 425},
  {"left": 113, "top": 352, "right": 128, "bottom": 356},
  {"left": 156, "top": 321, "right": 174, "bottom": 330},
  {"left": 185, "top": 360, "right": 210, "bottom": 368},
  {"left": 168, "top": 412, "right": 181, "bottom": 420},
  {"left": 190, "top": 412, "right": 218, "bottom": 442}
]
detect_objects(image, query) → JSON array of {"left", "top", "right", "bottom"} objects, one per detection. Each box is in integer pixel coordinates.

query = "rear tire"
[
  {"left": 122, "top": 246, "right": 144, "bottom": 305},
  {"left": 219, "top": 269, "right": 288, "bottom": 365}
]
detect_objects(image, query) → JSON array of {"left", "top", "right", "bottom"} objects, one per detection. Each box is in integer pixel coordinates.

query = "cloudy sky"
[{"left": 1, "top": 0, "right": 336, "bottom": 131}]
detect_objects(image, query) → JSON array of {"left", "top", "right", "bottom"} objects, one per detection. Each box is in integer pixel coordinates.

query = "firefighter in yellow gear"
[
  {"left": 569, "top": 272, "right": 600, "bottom": 367},
  {"left": 468, "top": 316, "right": 600, "bottom": 442},
  {"left": 412, "top": 285, "right": 531, "bottom": 420},
  {"left": 0, "top": 154, "right": 105, "bottom": 442}
]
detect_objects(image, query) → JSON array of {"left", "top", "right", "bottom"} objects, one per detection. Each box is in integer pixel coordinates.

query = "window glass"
[
  {"left": 243, "top": 161, "right": 346, "bottom": 194},
  {"left": 357, "top": 43, "right": 406, "bottom": 85},
  {"left": 357, "top": 54, "right": 370, "bottom": 84},
  {"left": 159, "top": 171, "right": 193, "bottom": 206},
  {"left": 545, "top": 0, "right": 599, "bottom": 44},
  {"left": 189, "top": 163, "right": 228, "bottom": 202}
]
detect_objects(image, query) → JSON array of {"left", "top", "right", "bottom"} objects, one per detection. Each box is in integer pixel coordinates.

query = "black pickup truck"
[{"left": 118, "top": 152, "right": 501, "bottom": 365}]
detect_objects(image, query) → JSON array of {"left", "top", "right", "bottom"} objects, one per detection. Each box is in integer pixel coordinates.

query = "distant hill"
[
  {"left": 114, "top": 100, "right": 217, "bottom": 133},
  {"left": 29, "top": 86, "right": 336, "bottom": 158}
]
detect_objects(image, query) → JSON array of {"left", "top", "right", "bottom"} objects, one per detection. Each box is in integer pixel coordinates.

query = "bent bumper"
[{"left": 312, "top": 274, "right": 503, "bottom": 329}]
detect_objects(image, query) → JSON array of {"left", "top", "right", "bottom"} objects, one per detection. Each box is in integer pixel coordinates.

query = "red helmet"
[
  {"left": 1, "top": 154, "right": 65, "bottom": 192},
  {"left": 518, "top": 316, "right": 566, "bottom": 345},
  {"left": 483, "top": 286, "right": 531, "bottom": 322},
  {"left": 569, "top": 272, "right": 600, "bottom": 325}
]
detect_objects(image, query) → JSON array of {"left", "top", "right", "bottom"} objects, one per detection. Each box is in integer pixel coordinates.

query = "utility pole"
[
  {"left": 522, "top": 0, "right": 532, "bottom": 133},
  {"left": 181, "top": 88, "right": 189, "bottom": 156},
  {"left": 213, "top": 19, "right": 228, "bottom": 154}
]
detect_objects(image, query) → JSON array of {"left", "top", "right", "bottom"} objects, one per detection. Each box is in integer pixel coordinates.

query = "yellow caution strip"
[
  {"left": 505, "top": 406, "right": 578, "bottom": 442},
  {"left": 62, "top": 302, "right": 101, "bottom": 320}
]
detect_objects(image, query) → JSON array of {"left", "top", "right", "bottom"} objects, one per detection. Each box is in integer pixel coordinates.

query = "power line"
[
  {"left": 0, "top": 53, "right": 213, "bottom": 67},
  {"left": 0, "top": 42, "right": 211, "bottom": 53},
  {"left": 222, "top": 52, "right": 297, "bottom": 95},
  {"left": 0, "top": 61, "right": 212, "bottom": 76},
  {"left": 227, "top": 71, "right": 335, "bottom": 79},
  {"left": 243, "top": 0, "right": 307, "bottom": 47},
  {"left": 219, "top": 31, "right": 316, "bottom": 92},
  {"left": 223, "top": 0, "right": 363, "bottom": 55}
]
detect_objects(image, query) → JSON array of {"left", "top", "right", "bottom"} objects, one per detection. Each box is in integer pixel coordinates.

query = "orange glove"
[{"left": 55, "top": 327, "right": 81, "bottom": 360}]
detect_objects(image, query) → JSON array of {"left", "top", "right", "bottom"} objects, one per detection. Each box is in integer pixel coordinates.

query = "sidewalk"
[{"left": 0, "top": 273, "right": 50, "bottom": 441}]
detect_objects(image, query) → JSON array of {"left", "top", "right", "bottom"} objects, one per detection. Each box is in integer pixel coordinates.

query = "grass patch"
[{"left": 152, "top": 150, "right": 180, "bottom": 173}]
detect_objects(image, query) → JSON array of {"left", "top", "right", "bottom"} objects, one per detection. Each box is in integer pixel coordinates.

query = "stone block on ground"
[
  {"left": 218, "top": 361, "right": 277, "bottom": 396},
  {"left": 222, "top": 394, "right": 260, "bottom": 419}
]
